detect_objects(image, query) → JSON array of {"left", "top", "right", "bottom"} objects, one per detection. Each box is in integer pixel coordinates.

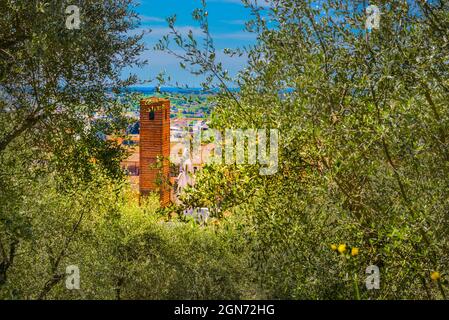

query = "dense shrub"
[{"left": 165, "top": 0, "right": 449, "bottom": 299}]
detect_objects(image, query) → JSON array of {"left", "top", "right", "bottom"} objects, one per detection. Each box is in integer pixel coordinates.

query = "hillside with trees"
[{"left": 1, "top": 0, "right": 448, "bottom": 300}]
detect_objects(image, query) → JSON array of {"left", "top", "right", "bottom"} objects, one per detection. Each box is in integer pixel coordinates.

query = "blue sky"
[{"left": 127, "top": 0, "right": 257, "bottom": 87}]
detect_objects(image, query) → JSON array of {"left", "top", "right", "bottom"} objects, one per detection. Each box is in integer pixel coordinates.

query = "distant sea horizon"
[
  {"left": 124, "top": 86, "right": 240, "bottom": 95},
  {"left": 122, "top": 86, "right": 293, "bottom": 96}
]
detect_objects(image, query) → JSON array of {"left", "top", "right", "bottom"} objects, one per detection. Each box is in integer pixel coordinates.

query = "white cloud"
[
  {"left": 220, "top": 19, "right": 247, "bottom": 25},
  {"left": 214, "top": 31, "right": 256, "bottom": 40},
  {"left": 209, "top": 0, "right": 271, "bottom": 6},
  {"left": 208, "top": 0, "right": 245, "bottom": 4},
  {"left": 132, "top": 26, "right": 256, "bottom": 42},
  {"left": 129, "top": 26, "right": 204, "bottom": 39},
  {"left": 125, "top": 48, "right": 249, "bottom": 86},
  {"left": 140, "top": 15, "right": 165, "bottom": 23},
  {"left": 149, "top": 26, "right": 204, "bottom": 37}
]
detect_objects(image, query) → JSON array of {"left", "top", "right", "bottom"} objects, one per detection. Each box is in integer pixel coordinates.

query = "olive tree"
[
  {"left": 0, "top": 0, "right": 145, "bottom": 294},
  {"left": 160, "top": 0, "right": 449, "bottom": 299}
]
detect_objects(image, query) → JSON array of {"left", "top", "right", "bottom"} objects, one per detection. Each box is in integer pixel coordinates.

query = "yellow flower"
[
  {"left": 337, "top": 244, "right": 347, "bottom": 254},
  {"left": 431, "top": 271, "right": 441, "bottom": 281},
  {"left": 351, "top": 247, "right": 359, "bottom": 256},
  {"left": 331, "top": 244, "right": 337, "bottom": 251}
]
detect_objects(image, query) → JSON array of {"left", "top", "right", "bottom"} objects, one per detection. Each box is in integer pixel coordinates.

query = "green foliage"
[
  {"left": 0, "top": 0, "right": 144, "bottom": 296},
  {"left": 2, "top": 0, "right": 449, "bottom": 300},
  {"left": 165, "top": 0, "right": 449, "bottom": 299},
  {"left": 1, "top": 180, "right": 254, "bottom": 300}
]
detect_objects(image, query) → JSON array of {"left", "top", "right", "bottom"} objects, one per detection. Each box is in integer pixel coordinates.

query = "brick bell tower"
[{"left": 139, "top": 98, "right": 171, "bottom": 206}]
